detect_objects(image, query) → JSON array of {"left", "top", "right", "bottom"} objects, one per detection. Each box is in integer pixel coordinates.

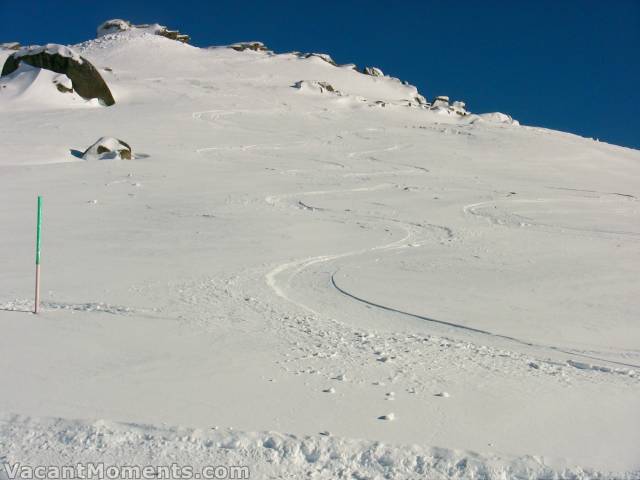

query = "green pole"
[
  {"left": 36, "top": 196, "right": 42, "bottom": 264},
  {"left": 34, "top": 196, "right": 42, "bottom": 313}
]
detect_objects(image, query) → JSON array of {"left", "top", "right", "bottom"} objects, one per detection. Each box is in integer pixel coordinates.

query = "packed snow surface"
[{"left": 0, "top": 30, "right": 639, "bottom": 479}]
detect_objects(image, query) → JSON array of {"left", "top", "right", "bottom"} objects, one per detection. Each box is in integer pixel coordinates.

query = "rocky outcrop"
[
  {"left": 431, "top": 95, "right": 450, "bottom": 109},
  {"left": 293, "top": 80, "right": 342, "bottom": 95},
  {"left": 451, "top": 101, "right": 468, "bottom": 115},
  {"left": 229, "top": 42, "right": 268, "bottom": 52},
  {"left": 362, "top": 66, "right": 384, "bottom": 77},
  {"left": 300, "top": 53, "right": 337, "bottom": 66},
  {"left": 155, "top": 28, "right": 189, "bottom": 43},
  {"left": 97, "top": 19, "right": 190, "bottom": 43},
  {"left": 429, "top": 96, "right": 469, "bottom": 116},
  {"left": 1, "top": 44, "right": 115, "bottom": 106},
  {"left": 82, "top": 137, "right": 133, "bottom": 160}
]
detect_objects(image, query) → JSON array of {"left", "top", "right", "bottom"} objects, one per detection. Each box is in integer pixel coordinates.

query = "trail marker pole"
[{"left": 34, "top": 196, "right": 42, "bottom": 314}]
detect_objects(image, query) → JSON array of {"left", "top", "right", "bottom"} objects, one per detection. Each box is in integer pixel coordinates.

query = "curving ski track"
[
  {"left": 263, "top": 153, "right": 639, "bottom": 371},
  {"left": 330, "top": 272, "right": 640, "bottom": 370}
]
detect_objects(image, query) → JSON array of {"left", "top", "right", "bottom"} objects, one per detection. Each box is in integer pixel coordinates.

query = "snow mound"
[
  {"left": 475, "top": 111, "right": 520, "bottom": 125},
  {"left": 97, "top": 19, "right": 190, "bottom": 43},
  {"left": 82, "top": 136, "right": 133, "bottom": 160},
  {"left": 2, "top": 414, "right": 633, "bottom": 480}
]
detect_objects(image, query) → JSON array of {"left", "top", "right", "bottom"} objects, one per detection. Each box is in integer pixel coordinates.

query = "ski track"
[
  {"left": 262, "top": 157, "right": 639, "bottom": 373},
  {"left": 329, "top": 273, "right": 640, "bottom": 372},
  {"left": 463, "top": 198, "right": 640, "bottom": 237}
]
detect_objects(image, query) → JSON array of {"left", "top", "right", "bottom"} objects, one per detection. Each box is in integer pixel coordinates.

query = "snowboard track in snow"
[{"left": 329, "top": 272, "right": 640, "bottom": 371}]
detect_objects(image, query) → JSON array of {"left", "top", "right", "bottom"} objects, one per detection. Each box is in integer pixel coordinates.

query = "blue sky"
[{"left": 2, "top": 0, "right": 639, "bottom": 149}]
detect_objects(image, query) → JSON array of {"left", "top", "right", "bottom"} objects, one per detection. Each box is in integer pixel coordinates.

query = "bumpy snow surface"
[{"left": 0, "top": 29, "right": 639, "bottom": 480}]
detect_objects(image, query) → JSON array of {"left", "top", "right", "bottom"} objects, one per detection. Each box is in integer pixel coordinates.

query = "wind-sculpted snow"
[{"left": 1, "top": 29, "right": 639, "bottom": 477}]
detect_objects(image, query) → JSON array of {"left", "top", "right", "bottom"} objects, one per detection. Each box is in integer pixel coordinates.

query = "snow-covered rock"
[
  {"left": 294, "top": 80, "right": 342, "bottom": 95},
  {"left": 429, "top": 95, "right": 470, "bottom": 115},
  {"left": 451, "top": 100, "right": 468, "bottom": 115},
  {"left": 0, "top": 42, "right": 21, "bottom": 51},
  {"left": 431, "top": 95, "right": 450, "bottom": 109},
  {"left": 52, "top": 73, "right": 73, "bottom": 93},
  {"left": 229, "top": 41, "right": 269, "bottom": 52},
  {"left": 97, "top": 19, "right": 190, "bottom": 43},
  {"left": 475, "top": 111, "right": 520, "bottom": 125},
  {"left": 13, "top": 43, "right": 83, "bottom": 63},
  {"left": 300, "top": 52, "right": 337, "bottom": 66},
  {"left": 0, "top": 63, "right": 100, "bottom": 109},
  {"left": 1, "top": 44, "right": 115, "bottom": 105},
  {"left": 363, "top": 66, "right": 384, "bottom": 77},
  {"left": 97, "top": 19, "right": 132, "bottom": 36},
  {"left": 82, "top": 137, "right": 133, "bottom": 160},
  {"left": 340, "top": 63, "right": 358, "bottom": 71}
]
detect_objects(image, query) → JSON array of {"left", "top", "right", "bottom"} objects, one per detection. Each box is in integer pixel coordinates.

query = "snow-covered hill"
[{"left": 1, "top": 25, "right": 639, "bottom": 479}]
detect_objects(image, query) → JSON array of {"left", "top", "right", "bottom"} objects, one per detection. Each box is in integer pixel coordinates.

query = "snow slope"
[{"left": 0, "top": 29, "right": 639, "bottom": 479}]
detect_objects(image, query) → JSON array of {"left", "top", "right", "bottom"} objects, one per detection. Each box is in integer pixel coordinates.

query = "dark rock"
[
  {"left": 1, "top": 44, "right": 115, "bottom": 106},
  {"left": 155, "top": 28, "right": 190, "bottom": 43}
]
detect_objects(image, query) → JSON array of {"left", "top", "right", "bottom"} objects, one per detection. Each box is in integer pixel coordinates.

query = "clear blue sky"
[{"left": 2, "top": 0, "right": 639, "bottom": 149}]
